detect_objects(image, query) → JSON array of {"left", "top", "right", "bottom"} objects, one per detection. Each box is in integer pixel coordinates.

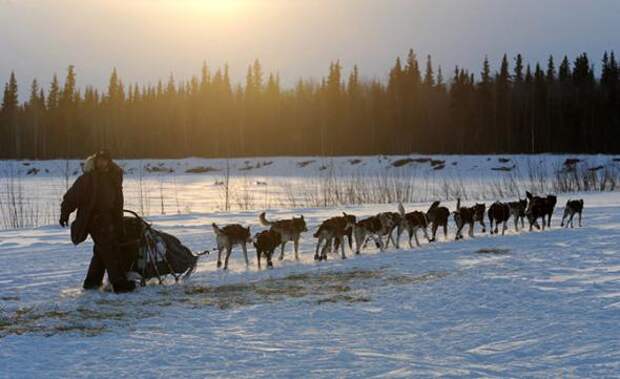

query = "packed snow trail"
[{"left": 1, "top": 193, "right": 620, "bottom": 377}]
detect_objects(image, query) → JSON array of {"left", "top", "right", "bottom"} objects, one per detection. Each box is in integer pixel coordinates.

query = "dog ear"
[{"left": 526, "top": 191, "right": 532, "bottom": 200}]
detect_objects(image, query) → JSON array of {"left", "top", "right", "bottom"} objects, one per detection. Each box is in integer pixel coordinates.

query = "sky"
[{"left": 1, "top": 0, "right": 619, "bottom": 100}]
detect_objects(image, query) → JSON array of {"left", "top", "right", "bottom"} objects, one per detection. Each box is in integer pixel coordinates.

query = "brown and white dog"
[
  {"left": 452, "top": 199, "right": 486, "bottom": 240},
  {"left": 375, "top": 211, "right": 402, "bottom": 248},
  {"left": 352, "top": 216, "right": 386, "bottom": 255},
  {"left": 316, "top": 213, "right": 356, "bottom": 254},
  {"left": 397, "top": 203, "right": 430, "bottom": 248},
  {"left": 314, "top": 213, "right": 357, "bottom": 260},
  {"left": 259, "top": 212, "right": 308, "bottom": 260},
  {"left": 212, "top": 223, "right": 252, "bottom": 270},
  {"left": 426, "top": 201, "right": 450, "bottom": 242},
  {"left": 525, "top": 192, "right": 557, "bottom": 230},
  {"left": 488, "top": 202, "right": 511, "bottom": 235},
  {"left": 561, "top": 199, "right": 584, "bottom": 228},
  {"left": 253, "top": 230, "right": 282, "bottom": 269}
]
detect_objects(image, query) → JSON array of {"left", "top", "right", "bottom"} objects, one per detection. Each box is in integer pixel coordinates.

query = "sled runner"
[{"left": 121, "top": 210, "right": 208, "bottom": 284}]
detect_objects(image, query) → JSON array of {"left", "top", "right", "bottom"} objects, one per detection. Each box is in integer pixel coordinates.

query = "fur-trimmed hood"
[
  {"left": 82, "top": 154, "right": 98, "bottom": 173},
  {"left": 82, "top": 155, "right": 122, "bottom": 175}
]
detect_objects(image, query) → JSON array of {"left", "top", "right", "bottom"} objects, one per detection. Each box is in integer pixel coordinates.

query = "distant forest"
[{"left": 1, "top": 50, "right": 619, "bottom": 159}]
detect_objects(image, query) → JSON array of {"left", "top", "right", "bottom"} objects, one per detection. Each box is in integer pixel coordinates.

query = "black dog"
[
  {"left": 561, "top": 199, "right": 584, "bottom": 228},
  {"left": 426, "top": 201, "right": 450, "bottom": 242},
  {"left": 453, "top": 199, "right": 486, "bottom": 240},
  {"left": 253, "top": 230, "right": 282, "bottom": 269},
  {"left": 525, "top": 191, "right": 557, "bottom": 230},
  {"left": 488, "top": 201, "right": 511, "bottom": 235}
]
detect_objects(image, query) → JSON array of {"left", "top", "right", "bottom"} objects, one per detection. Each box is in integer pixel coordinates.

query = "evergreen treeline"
[{"left": 1, "top": 50, "right": 619, "bottom": 159}]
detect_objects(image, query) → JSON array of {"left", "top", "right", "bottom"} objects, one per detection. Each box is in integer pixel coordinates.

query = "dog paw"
[{"left": 217, "top": 261, "right": 222, "bottom": 268}]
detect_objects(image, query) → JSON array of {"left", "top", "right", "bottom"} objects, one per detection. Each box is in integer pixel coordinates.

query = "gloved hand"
[{"left": 59, "top": 214, "right": 69, "bottom": 227}]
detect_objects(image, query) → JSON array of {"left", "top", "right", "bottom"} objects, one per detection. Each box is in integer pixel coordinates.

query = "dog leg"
[
  {"left": 320, "top": 240, "right": 329, "bottom": 261},
  {"left": 389, "top": 229, "right": 399, "bottom": 249},
  {"left": 469, "top": 223, "right": 474, "bottom": 238},
  {"left": 443, "top": 223, "right": 448, "bottom": 240},
  {"left": 339, "top": 236, "right": 346, "bottom": 259},
  {"left": 217, "top": 247, "right": 223, "bottom": 268},
  {"left": 414, "top": 229, "right": 421, "bottom": 247},
  {"left": 314, "top": 237, "right": 322, "bottom": 260},
  {"left": 279, "top": 241, "right": 287, "bottom": 260},
  {"left": 408, "top": 228, "right": 414, "bottom": 248},
  {"left": 242, "top": 243, "right": 249, "bottom": 266},
  {"left": 430, "top": 223, "right": 438, "bottom": 242},
  {"left": 578, "top": 211, "right": 582, "bottom": 227},
  {"left": 561, "top": 210, "right": 567, "bottom": 227},
  {"left": 256, "top": 249, "right": 262, "bottom": 269},
  {"left": 501, "top": 221, "right": 507, "bottom": 236},
  {"left": 514, "top": 216, "right": 519, "bottom": 232},
  {"left": 294, "top": 238, "right": 300, "bottom": 260},
  {"left": 224, "top": 247, "right": 232, "bottom": 270}
]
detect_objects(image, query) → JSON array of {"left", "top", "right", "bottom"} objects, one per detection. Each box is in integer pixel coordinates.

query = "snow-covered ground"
[{"left": 1, "top": 192, "right": 620, "bottom": 377}]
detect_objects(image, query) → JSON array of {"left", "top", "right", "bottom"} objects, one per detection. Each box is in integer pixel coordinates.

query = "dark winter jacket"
[{"left": 60, "top": 158, "right": 124, "bottom": 245}]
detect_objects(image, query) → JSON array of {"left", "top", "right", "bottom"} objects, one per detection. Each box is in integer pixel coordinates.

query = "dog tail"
[
  {"left": 456, "top": 198, "right": 461, "bottom": 210},
  {"left": 259, "top": 212, "right": 272, "bottom": 226},
  {"left": 212, "top": 223, "right": 224, "bottom": 236},
  {"left": 398, "top": 202, "right": 406, "bottom": 217},
  {"left": 313, "top": 223, "right": 324, "bottom": 238}
]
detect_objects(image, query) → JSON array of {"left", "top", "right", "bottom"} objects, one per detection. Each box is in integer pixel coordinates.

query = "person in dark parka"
[{"left": 60, "top": 150, "right": 135, "bottom": 293}]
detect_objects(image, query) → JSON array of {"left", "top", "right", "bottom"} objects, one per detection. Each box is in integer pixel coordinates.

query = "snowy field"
[
  {"left": 2, "top": 191, "right": 620, "bottom": 378},
  {"left": 1, "top": 154, "right": 618, "bottom": 229}
]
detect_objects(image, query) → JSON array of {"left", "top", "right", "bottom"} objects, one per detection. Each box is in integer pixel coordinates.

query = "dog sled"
[{"left": 121, "top": 210, "right": 208, "bottom": 285}]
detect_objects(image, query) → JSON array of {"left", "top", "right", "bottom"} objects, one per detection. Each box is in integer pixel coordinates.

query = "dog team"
[{"left": 211, "top": 192, "right": 585, "bottom": 270}]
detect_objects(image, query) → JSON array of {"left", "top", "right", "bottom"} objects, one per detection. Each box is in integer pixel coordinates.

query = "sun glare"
[{"left": 176, "top": 0, "right": 245, "bottom": 14}]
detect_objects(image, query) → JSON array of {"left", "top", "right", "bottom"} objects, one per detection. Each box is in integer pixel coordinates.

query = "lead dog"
[
  {"left": 561, "top": 199, "right": 584, "bottom": 228},
  {"left": 397, "top": 203, "right": 430, "bottom": 248},
  {"left": 452, "top": 199, "right": 486, "bottom": 240},
  {"left": 212, "top": 223, "right": 252, "bottom": 270},
  {"left": 314, "top": 213, "right": 357, "bottom": 260},
  {"left": 259, "top": 212, "right": 308, "bottom": 260}
]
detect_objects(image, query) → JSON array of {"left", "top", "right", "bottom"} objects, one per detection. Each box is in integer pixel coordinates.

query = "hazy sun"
[{"left": 176, "top": 0, "right": 245, "bottom": 14}]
